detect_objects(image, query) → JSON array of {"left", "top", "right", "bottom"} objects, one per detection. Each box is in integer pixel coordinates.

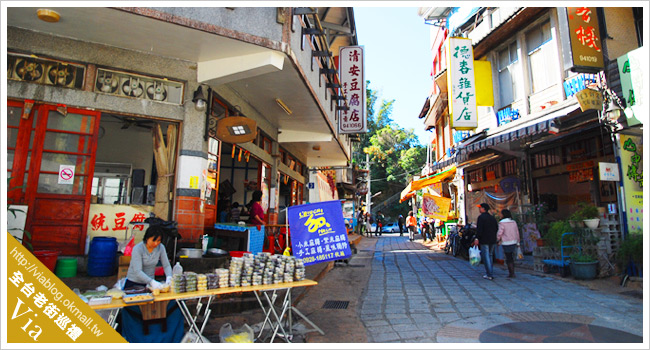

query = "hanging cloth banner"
[
  {"left": 288, "top": 200, "right": 351, "bottom": 266},
  {"left": 422, "top": 193, "right": 451, "bottom": 220}
]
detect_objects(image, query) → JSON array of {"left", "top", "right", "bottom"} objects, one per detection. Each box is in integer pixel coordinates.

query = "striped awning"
[{"left": 466, "top": 103, "right": 580, "bottom": 154}]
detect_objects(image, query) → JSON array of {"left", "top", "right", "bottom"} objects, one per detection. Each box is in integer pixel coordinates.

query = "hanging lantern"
[
  {"left": 238, "top": 148, "right": 243, "bottom": 162},
  {"left": 245, "top": 150, "right": 250, "bottom": 162},
  {"left": 231, "top": 145, "right": 236, "bottom": 158}
]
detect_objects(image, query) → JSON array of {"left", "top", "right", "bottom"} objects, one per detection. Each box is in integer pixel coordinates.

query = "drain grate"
[
  {"left": 344, "top": 264, "right": 366, "bottom": 268},
  {"left": 322, "top": 300, "right": 350, "bottom": 309}
]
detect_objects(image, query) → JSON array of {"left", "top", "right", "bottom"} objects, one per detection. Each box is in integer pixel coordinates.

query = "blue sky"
[{"left": 354, "top": 6, "right": 433, "bottom": 145}]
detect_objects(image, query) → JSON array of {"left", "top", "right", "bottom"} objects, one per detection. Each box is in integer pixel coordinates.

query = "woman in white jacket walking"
[{"left": 496, "top": 209, "right": 520, "bottom": 278}]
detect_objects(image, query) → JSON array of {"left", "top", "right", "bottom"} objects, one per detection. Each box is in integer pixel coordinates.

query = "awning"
[
  {"left": 411, "top": 166, "right": 457, "bottom": 192},
  {"left": 399, "top": 182, "right": 415, "bottom": 203},
  {"left": 401, "top": 164, "right": 458, "bottom": 203},
  {"left": 466, "top": 102, "right": 580, "bottom": 154}
]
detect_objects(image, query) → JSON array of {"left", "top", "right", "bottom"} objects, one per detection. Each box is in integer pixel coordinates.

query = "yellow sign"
[
  {"left": 6, "top": 233, "right": 126, "bottom": 343},
  {"left": 422, "top": 193, "right": 451, "bottom": 220},
  {"left": 575, "top": 88, "right": 603, "bottom": 112},
  {"left": 189, "top": 176, "right": 199, "bottom": 189}
]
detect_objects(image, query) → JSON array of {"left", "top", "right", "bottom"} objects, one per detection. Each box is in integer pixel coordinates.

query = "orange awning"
[
  {"left": 400, "top": 182, "right": 415, "bottom": 203},
  {"left": 400, "top": 166, "right": 456, "bottom": 203},
  {"left": 410, "top": 166, "right": 456, "bottom": 192}
]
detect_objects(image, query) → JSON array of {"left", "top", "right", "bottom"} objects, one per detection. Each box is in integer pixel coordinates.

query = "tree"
[{"left": 354, "top": 81, "right": 427, "bottom": 221}]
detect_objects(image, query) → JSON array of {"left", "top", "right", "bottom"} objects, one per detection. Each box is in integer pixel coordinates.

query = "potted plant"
[
  {"left": 570, "top": 202, "right": 600, "bottom": 229},
  {"left": 570, "top": 251, "right": 599, "bottom": 280},
  {"left": 569, "top": 227, "right": 600, "bottom": 280}
]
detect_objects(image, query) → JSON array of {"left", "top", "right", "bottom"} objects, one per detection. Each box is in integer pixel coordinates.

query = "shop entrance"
[{"left": 8, "top": 100, "right": 101, "bottom": 255}]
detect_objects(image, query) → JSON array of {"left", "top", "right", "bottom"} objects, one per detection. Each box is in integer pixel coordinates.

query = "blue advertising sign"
[{"left": 288, "top": 200, "right": 352, "bottom": 266}]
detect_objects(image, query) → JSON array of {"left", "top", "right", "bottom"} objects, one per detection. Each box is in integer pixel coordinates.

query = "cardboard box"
[
  {"left": 117, "top": 265, "right": 129, "bottom": 280},
  {"left": 119, "top": 255, "right": 131, "bottom": 266}
]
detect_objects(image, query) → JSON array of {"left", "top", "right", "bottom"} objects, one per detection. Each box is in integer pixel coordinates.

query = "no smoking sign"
[{"left": 58, "top": 165, "right": 75, "bottom": 184}]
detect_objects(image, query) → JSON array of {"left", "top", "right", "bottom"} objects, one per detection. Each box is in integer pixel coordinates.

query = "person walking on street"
[
  {"left": 473, "top": 203, "right": 499, "bottom": 280},
  {"left": 497, "top": 209, "right": 520, "bottom": 278},
  {"left": 365, "top": 213, "right": 373, "bottom": 238},
  {"left": 398, "top": 215, "right": 405, "bottom": 236},
  {"left": 375, "top": 211, "right": 385, "bottom": 237},
  {"left": 357, "top": 210, "right": 365, "bottom": 235},
  {"left": 406, "top": 211, "right": 418, "bottom": 241}
]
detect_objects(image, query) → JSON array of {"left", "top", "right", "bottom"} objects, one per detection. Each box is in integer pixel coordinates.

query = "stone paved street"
[{"left": 359, "top": 234, "right": 644, "bottom": 343}]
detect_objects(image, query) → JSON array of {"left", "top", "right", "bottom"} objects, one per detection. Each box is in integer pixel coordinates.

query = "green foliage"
[
  {"left": 546, "top": 220, "right": 572, "bottom": 248},
  {"left": 354, "top": 81, "right": 426, "bottom": 219},
  {"left": 570, "top": 251, "right": 598, "bottom": 263},
  {"left": 570, "top": 202, "right": 599, "bottom": 220},
  {"left": 616, "top": 230, "right": 643, "bottom": 267}
]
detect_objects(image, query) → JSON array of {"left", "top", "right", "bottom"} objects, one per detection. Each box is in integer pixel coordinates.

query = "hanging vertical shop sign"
[
  {"left": 617, "top": 47, "right": 645, "bottom": 126},
  {"left": 339, "top": 46, "right": 366, "bottom": 134},
  {"left": 288, "top": 200, "right": 351, "bottom": 266},
  {"left": 562, "top": 7, "right": 604, "bottom": 72},
  {"left": 619, "top": 134, "right": 643, "bottom": 232},
  {"left": 446, "top": 37, "right": 477, "bottom": 130}
]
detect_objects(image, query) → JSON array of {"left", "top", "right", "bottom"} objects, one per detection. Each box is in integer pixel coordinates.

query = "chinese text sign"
[
  {"left": 339, "top": 46, "right": 366, "bottom": 134},
  {"left": 288, "top": 200, "right": 351, "bottom": 266},
  {"left": 447, "top": 37, "right": 477, "bottom": 130},
  {"left": 567, "top": 7, "right": 604, "bottom": 71}
]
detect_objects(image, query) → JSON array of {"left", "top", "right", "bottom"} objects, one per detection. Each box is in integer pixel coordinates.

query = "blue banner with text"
[{"left": 288, "top": 200, "right": 351, "bottom": 266}]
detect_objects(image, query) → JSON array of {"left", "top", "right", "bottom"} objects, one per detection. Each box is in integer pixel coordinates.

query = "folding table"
[{"left": 90, "top": 279, "right": 321, "bottom": 343}]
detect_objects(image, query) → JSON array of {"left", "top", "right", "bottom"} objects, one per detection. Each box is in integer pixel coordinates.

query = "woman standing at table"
[
  {"left": 248, "top": 190, "right": 266, "bottom": 226},
  {"left": 122, "top": 224, "right": 184, "bottom": 343}
]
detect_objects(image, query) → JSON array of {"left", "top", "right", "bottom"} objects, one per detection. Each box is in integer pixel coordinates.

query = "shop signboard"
[
  {"left": 339, "top": 46, "right": 366, "bottom": 134},
  {"left": 575, "top": 88, "right": 603, "bottom": 112},
  {"left": 598, "top": 162, "right": 620, "bottom": 181},
  {"left": 564, "top": 7, "right": 604, "bottom": 72},
  {"left": 619, "top": 134, "right": 643, "bottom": 232},
  {"left": 446, "top": 37, "right": 477, "bottom": 130},
  {"left": 87, "top": 204, "right": 153, "bottom": 243},
  {"left": 288, "top": 200, "right": 351, "bottom": 266},
  {"left": 617, "top": 47, "right": 645, "bottom": 126},
  {"left": 422, "top": 193, "right": 451, "bottom": 220}
]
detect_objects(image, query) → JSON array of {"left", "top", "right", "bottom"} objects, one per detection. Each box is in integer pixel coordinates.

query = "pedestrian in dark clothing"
[
  {"left": 375, "top": 211, "right": 385, "bottom": 236},
  {"left": 473, "top": 202, "right": 499, "bottom": 280},
  {"left": 398, "top": 215, "right": 405, "bottom": 236}
]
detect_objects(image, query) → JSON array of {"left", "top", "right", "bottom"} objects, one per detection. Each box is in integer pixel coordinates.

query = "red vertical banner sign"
[{"left": 338, "top": 46, "right": 366, "bottom": 134}]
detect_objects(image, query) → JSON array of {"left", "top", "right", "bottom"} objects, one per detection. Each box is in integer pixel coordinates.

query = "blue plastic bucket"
[{"left": 87, "top": 237, "right": 118, "bottom": 277}]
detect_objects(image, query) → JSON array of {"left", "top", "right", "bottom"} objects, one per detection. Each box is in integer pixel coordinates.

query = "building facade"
[
  {"left": 6, "top": 7, "right": 360, "bottom": 255},
  {"left": 416, "top": 7, "right": 643, "bottom": 260}
]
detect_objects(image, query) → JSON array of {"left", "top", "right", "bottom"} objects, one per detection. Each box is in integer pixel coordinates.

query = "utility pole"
[{"left": 365, "top": 153, "right": 371, "bottom": 216}]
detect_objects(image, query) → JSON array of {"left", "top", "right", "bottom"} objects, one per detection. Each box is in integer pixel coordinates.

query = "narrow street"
[{"left": 297, "top": 232, "right": 643, "bottom": 343}]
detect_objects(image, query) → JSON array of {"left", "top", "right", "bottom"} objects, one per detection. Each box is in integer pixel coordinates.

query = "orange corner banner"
[
  {"left": 6, "top": 232, "right": 127, "bottom": 343},
  {"left": 422, "top": 193, "right": 451, "bottom": 220}
]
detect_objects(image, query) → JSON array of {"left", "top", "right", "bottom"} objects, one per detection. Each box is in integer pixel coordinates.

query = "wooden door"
[{"left": 20, "top": 103, "right": 101, "bottom": 255}]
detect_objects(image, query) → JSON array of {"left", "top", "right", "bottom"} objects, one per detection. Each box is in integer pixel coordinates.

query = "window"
[
  {"left": 497, "top": 41, "right": 519, "bottom": 108},
  {"left": 526, "top": 20, "right": 557, "bottom": 93}
]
